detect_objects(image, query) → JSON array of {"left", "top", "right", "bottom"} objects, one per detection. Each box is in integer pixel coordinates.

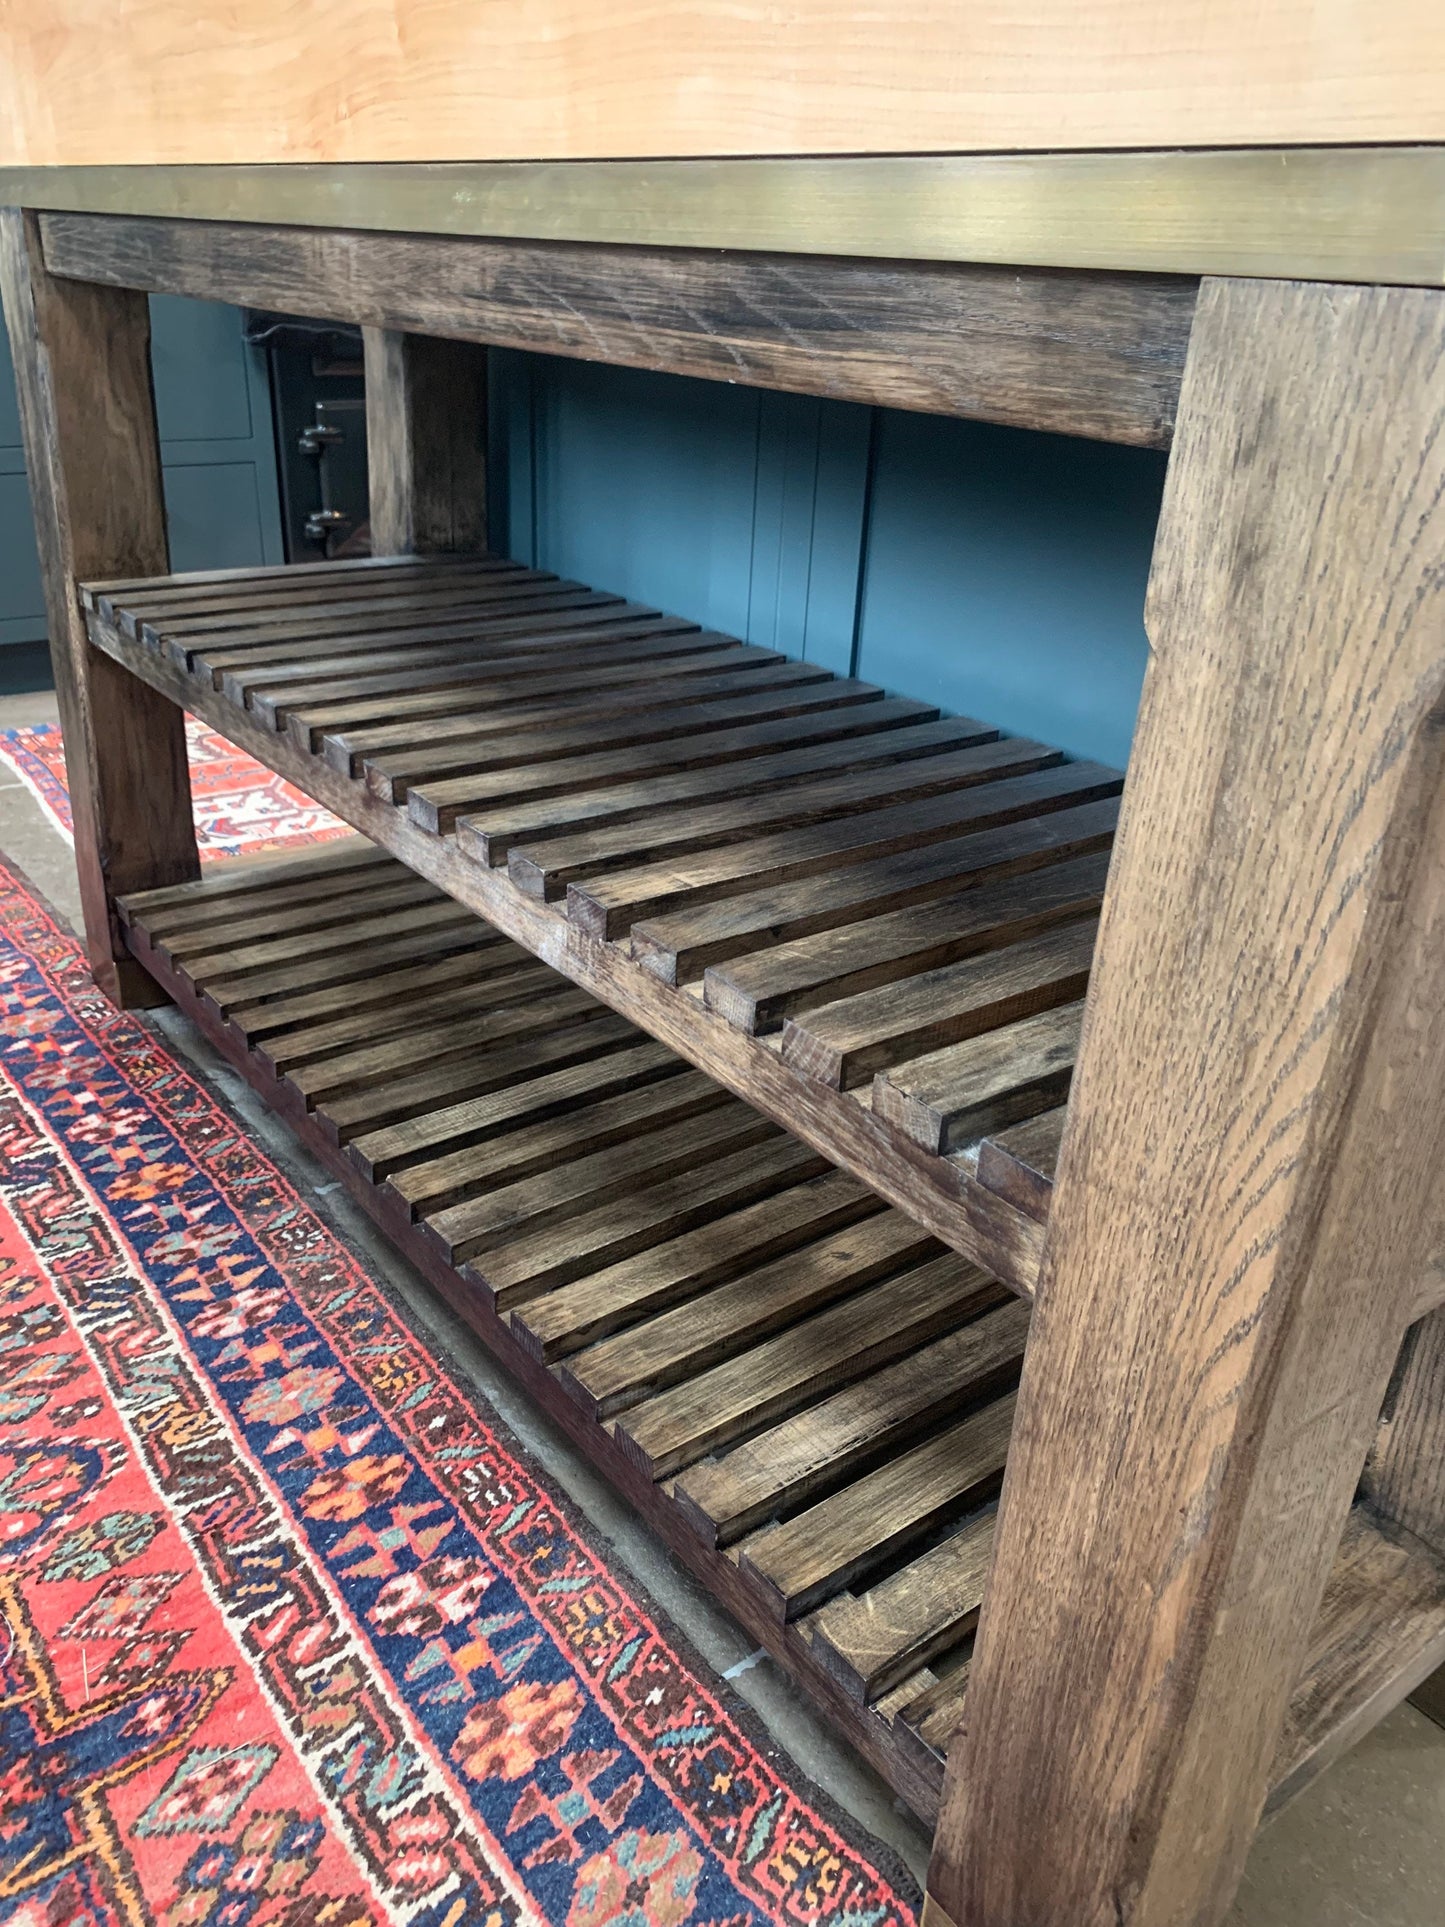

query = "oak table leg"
[
  {"left": 925, "top": 277, "right": 1445, "bottom": 1927},
  {"left": 0, "top": 207, "right": 198, "bottom": 1005},
  {"left": 362, "top": 327, "right": 489, "bottom": 555}
]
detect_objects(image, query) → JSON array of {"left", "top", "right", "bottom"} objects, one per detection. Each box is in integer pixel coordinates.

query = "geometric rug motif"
[
  {"left": 0, "top": 717, "right": 351, "bottom": 860},
  {"left": 0, "top": 853, "right": 918, "bottom": 1926}
]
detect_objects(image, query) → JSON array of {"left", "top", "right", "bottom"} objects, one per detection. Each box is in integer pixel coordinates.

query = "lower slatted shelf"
[
  {"left": 118, "top": 839, "right": 1445, "bottom": 1830},
  {"left": 83, "top": 552, "right": 1125, "bottom": 1296}
]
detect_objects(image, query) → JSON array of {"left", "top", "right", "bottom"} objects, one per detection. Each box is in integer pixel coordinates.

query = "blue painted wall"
[
  {"left": 491, "top": 350, "right": 1167, "bottom": 770},
  {"left": 0, "top": 296, "right": 284, "bottom": 674}
]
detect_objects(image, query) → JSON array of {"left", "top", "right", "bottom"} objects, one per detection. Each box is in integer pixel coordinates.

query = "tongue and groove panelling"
[{"left": 488, "top": 349, "right": 1167, "bottom": 771}]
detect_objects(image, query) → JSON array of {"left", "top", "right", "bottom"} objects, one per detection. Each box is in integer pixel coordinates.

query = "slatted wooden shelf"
[
  {"left": 84, "top": 553, "right": 1126, "bottom": 1296},
  {"left": 117, "top": 839, "right": 1445, "bottom": 1831}
]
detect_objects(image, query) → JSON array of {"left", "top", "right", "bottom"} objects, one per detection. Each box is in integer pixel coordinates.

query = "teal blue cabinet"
[
  {"left": 0, "top": 323, "right": 46, "bottom": 656},
  {"left": 0, "top": 297, "right": 284, "bottom": 679},
  {"left": 492, "top": 353, "right": 1166, "bottom": 768},
  {"left": 150, "top": 296, "right": 285, "bottom": 575}
]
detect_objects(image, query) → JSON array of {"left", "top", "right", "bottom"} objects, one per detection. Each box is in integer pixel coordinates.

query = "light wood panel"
[{"left": 0, "top": 4, "right": 1439, "bottom": 167}]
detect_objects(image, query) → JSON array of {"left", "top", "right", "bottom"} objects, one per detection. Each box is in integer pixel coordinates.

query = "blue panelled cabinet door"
[
  {"left": 0, "top": 297, "right": 284, "bottom": 671},
  {"left": 492, "top": 350, "right": 1167, "bottom": 769}
]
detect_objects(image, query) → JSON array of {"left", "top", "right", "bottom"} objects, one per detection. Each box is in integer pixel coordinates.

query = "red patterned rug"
[
  {"left": 0, "top": 855, "right": 918, "bottom": 1927},
  {"left": 0, "top": 718, "right": 350, "bottom": 860}
]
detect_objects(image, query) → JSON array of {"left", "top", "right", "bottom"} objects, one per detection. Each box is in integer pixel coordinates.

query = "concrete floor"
[{"left": 3, "top": 684, "right": 1443, "bottom": 1921}]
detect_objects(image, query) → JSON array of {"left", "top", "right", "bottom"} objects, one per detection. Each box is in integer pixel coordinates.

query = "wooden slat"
[
  {"left": 195, "top": 590, "right": 627, "bottom": 676},
  {"left": 180, "top": 894, "right": 481, "bottom": 984},
  {"left": 561, "top": 1208, "right": 942, "bottom": 1418},
  {"left": 361, "top": 668, "right": 855, "bottom": 802},
  {"left": 423, "top": 1098, "right": 780, "bottom": 1264},
  {"left": 324, "top": 658, "right": 828, "bottom": 777},
  {"left": 133, "top": 853, "right": 418, "bottom": 946},
  {"left": 462, "top": 1133, "right": 831, "bottom": 1310},
  {"left": 872, "top": 998, "right": 1085, "bottom": 1155},
  {"left": 320, "top": 1012, "right": 644, "bottom": 1142},
  {"left": 737, "top": 1393, "right": 1016, "bottom": 1621},
  {"left": 975, "top": 1109, "right": 1068, "bottom": 1222},
  {"left": 233, "top": 610, "right": 691, "bottom": 718},
  {"left": 470, "top": 714, "right": 1009, "bottom": 872},
  {"left": 562, "top": 760, "right": 1117, "bottom": 941},
  {"left": 105, "top": 559, "right": 522, "bottom": 630},
  {"left": 810, "top": 1510, "right": 997, "bottom": 1701},
  {"left": 147, "top": 570, "right": 555, "bottom": 648},
  {"left": 739, "top": 894, "right": 1102, "bottom": 1063},
  {"left": 256, "top": 963, "right": 561, "bottom": 1071},
  {"left": 630, "top": 799, "right": 1120, "bottom": 986},
  {"left": 119, "top": 833, "right": 387, "bottom": 914},
  {"left": 505, "top": 734, "right": 1061, "bottom": 899},
  {"left": 511, "top": 1166, "right": 883, "bottom": 1363},
  {"left": 616, "top": 1255, "right": 1005, "bottom": 1482},
  {"left": 415, "top": 696, "right": 950, "bottom": 838},
  {"left": 287, "top": 636, "right": 767, "bottom": 749},
  {"left": 385, "top": 1068, "right": 729, "bottom": 1218},
  {"left": 157, "top": 869, "right": 445, "bottom": 955},
  {"left": 236, "top": 943, "right": 530, "bottom": 1036},
  {"left": 284, "top": 984, "right": 604, "bottom": 1106},
  {"left": 256, "top": 635, "right": 757, "bottom": 738},
  {"left": 894, "top": 1665, "right": 973, "bottom": 1780},
  {"left": 1268, "top": 1507, "right": 1445, "bottom": 1814},
  {"left": 207, "top": 918, "right": 511, "bottom": 1014},
  {"left": 671, "top": 1297, "right": 1028, "bottom": 1546},
  {"left": 81, "top": 552, "right": 482, "bottom": 601},
  {"left": 346, "top": 1039, "right": 683, "bottom": 1183}
]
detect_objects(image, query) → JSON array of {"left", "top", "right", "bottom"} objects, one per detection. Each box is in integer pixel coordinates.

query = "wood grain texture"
[
  {"left": 1363, "top": 1307, "right": 1445, "bottom": 1554},
  {"left": 118, "top": 842, "right": 1445, "bottom": 1844},
  {"left": 928, "top": 277, "right": 1445, "bottom": 1927},
  {"left": 1266, "top": 1508, "right": 1445, "bottom": 1814},
  {"left": 975, "top": 1106, "right": 1067, "bottom": 1222},
  {"left": 2, "top": 5, "right": 1440, "bottom": 167},
  {"left": 810, "top": 1509, "right": 996, "bottom": 1701},
  {"left": 39, "top": 213, "right": 1197, "bottom": 448},
  {"left": 114, "top": 842, "right": 953, "bottom": 1820},
  {"left": 83, "top": 601, "right": 1048, "bottom": 1292},
  {"left": 363, "top": 327, "right": 488, "bottom": 555},
  {"left": 0, "top": 207, "right": 197, "bottom": 1004}
]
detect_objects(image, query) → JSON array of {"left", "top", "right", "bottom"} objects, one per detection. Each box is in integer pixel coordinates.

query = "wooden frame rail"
[{"left": 37, "top": 211, "right": 1196, "bottom": 448}]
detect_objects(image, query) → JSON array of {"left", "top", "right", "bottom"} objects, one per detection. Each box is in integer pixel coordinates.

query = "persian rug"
[
  {"left": 0, "top": 853, "right": 918, "bottom": 1927},
  {"left": 0, "top": 717, "right": 350, "bottom": 860}
]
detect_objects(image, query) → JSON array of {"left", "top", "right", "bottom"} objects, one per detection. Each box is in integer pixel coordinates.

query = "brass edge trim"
[{"left": 2, "top": 149, "right": 1444, "bottom": 283}]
